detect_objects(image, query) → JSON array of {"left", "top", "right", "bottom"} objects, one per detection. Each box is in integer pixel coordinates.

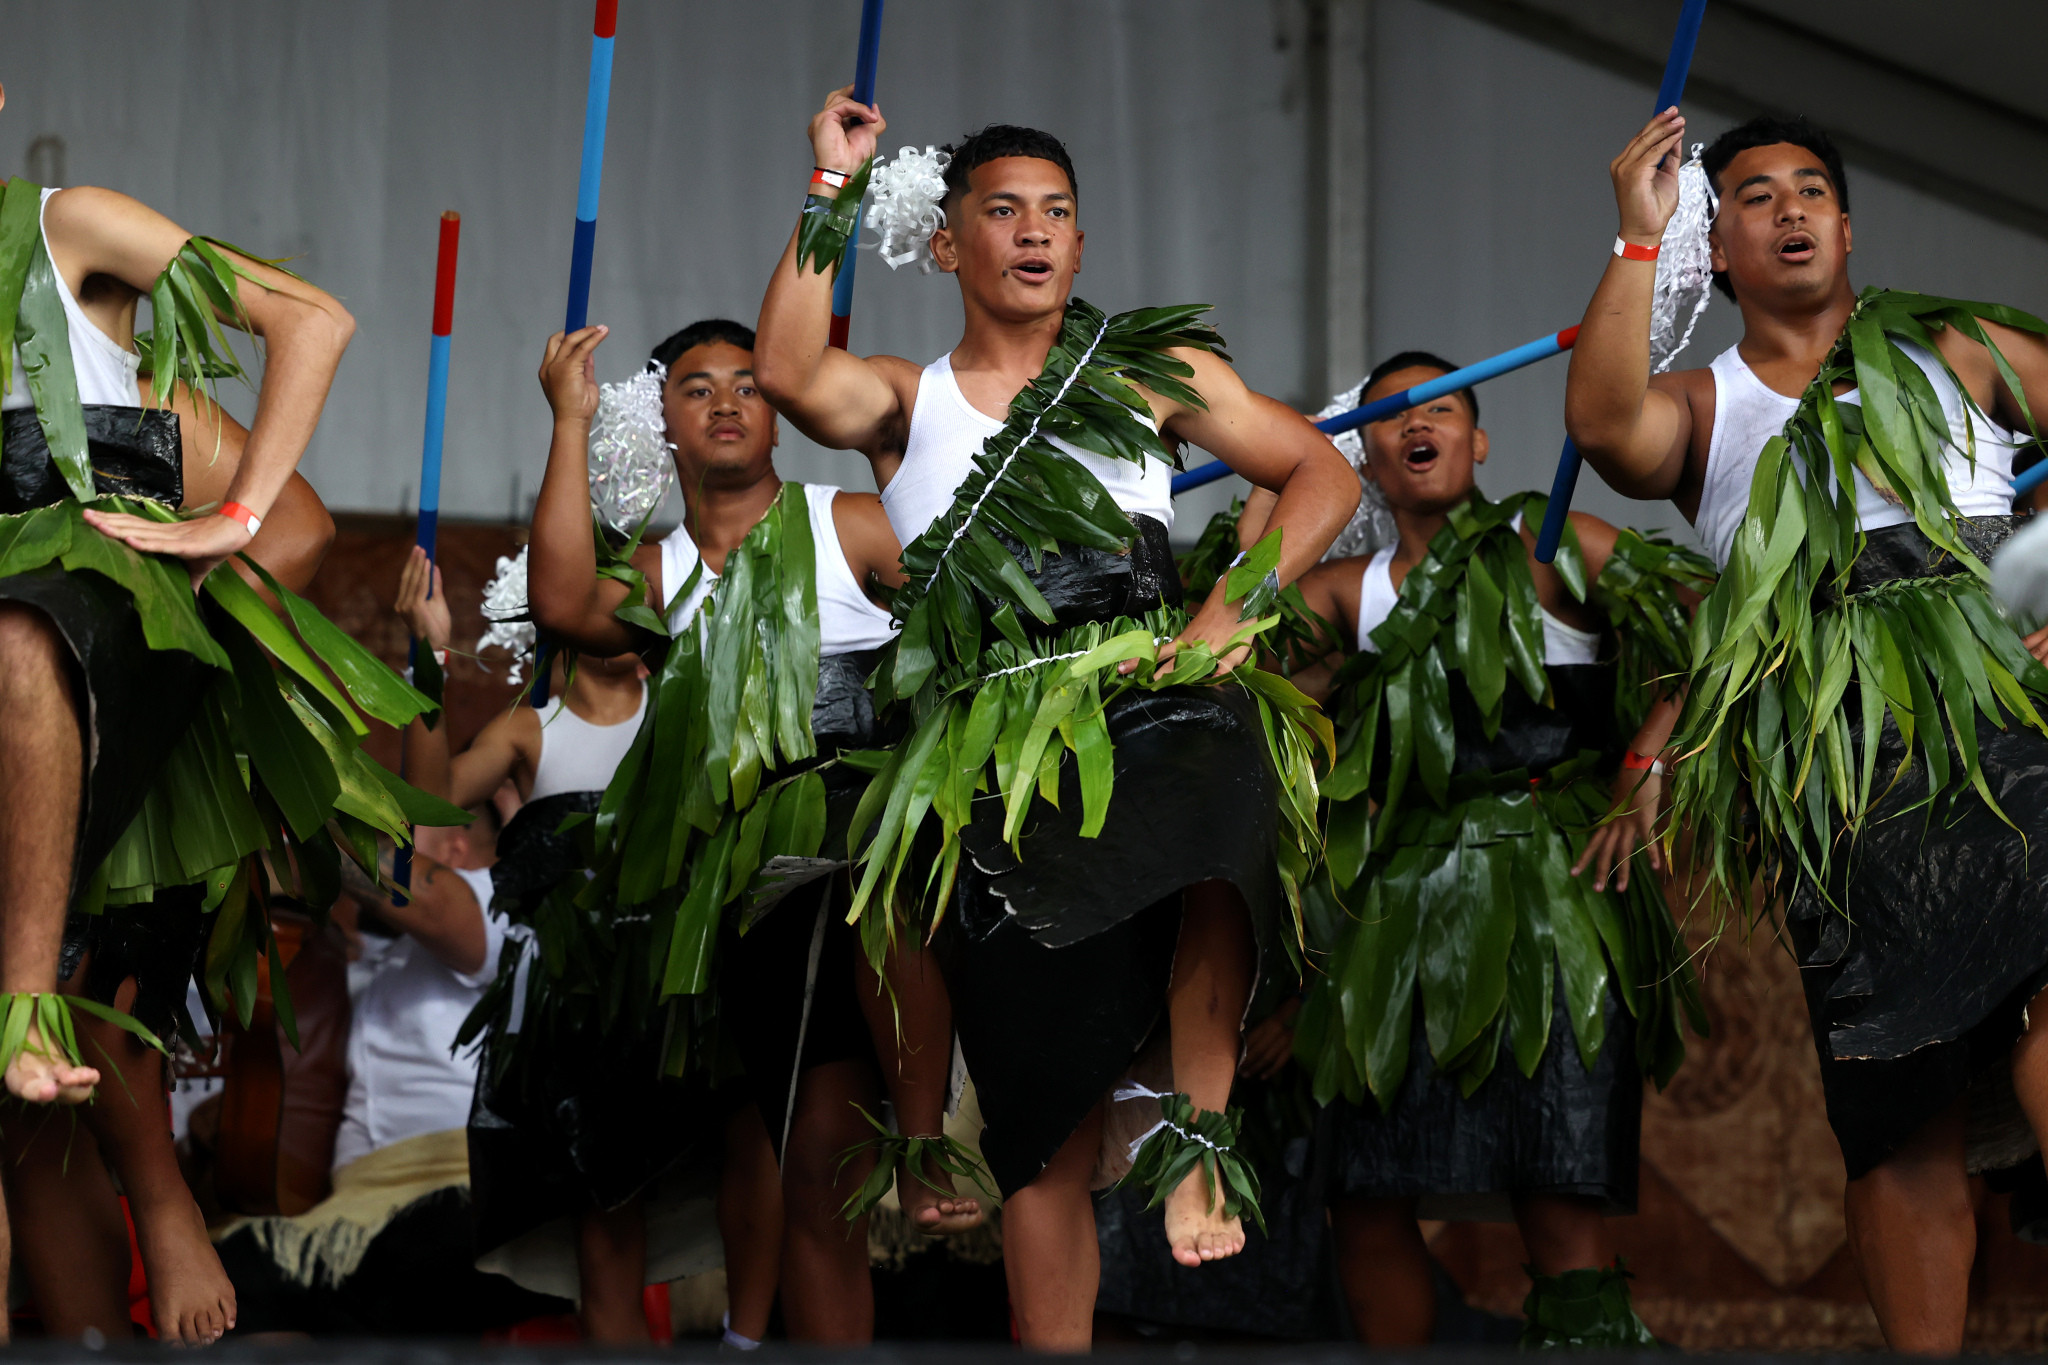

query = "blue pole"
[
  {"left": 1171, "top": 325, "right": 1581, "bottom": 496},
  {"left": 1534, "top": 0, "right": 1710, "bottom": 563},
  {"left": 827, "top": 0, "right": 886, "bottom": 349},
  {"left": 2014, "top": 459, "right": 2048, "bottom": 497}
]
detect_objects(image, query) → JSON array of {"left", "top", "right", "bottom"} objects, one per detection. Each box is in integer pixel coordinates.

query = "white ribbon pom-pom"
[
  {"left": 477, "top": 546, "right": 537, "bottom": 684},
  {"left": 588, "top": 363, "right": 676, "bottom": 531},
  {"left": 1651, "top": 144, "right": 1718, "bottom": 374},
  {"left": 1314, "top": 380, "right": 1397, "bottom": 563},
  {"left": 1994, "top": 514, "right": 2048, "bottom": 635},
  {"left": 868, "top": 145, "right": 951, "bottom": 272}
]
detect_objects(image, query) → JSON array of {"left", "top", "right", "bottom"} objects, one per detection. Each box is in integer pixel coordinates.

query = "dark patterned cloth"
[
  {"left": 1332, "top": 972, "right": 1641, "bottom": 1218},
  {"left": 1787, "top": 518, "right": 2048, "bottom": 1179}
]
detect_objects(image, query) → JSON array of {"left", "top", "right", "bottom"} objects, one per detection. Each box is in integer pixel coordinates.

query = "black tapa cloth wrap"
[
  {"left": 932, "top": 516, "right": 1287, "bottom": 1196},
  {"left": 4, "top": 406, "right": 214, "bottom": 1027},
  {"left": 0, "top": 405, "right": 200, "bottom": 905},
  {"left": 1329, "top": 661, "right": 1642, "bottom": 1215},
  {"left": 467, "top": 791, "right": 714, "bottom": 1257},
  {"left": 1786, "top": 516, "right": 2048, "bottom": 1180},
  {"left": 470, "top": 648, "right": 892, "bottom": 1253}
]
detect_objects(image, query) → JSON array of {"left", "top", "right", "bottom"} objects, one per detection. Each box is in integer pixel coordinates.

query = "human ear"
[
  {"left": 929, "top": 225, "right": 959, "bottom": 275},
  {"left": 1842, "top": 215, "right": 1852, "bottom": 257},
  {"left": 1472, "top": 427, "right": 1489, "bottom": 466},
  {"left": 1073, "top": 227, "right": 1084, "bottom": 275}
]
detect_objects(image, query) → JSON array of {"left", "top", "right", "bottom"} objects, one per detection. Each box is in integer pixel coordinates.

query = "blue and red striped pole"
[
  {"left": 1534, "top": 0, "right": 1710, "bottom": 562},
  {"left": 538, "top": 0, "right": 619, "bottom": 707},
  {"left": 827, "top": 0, "right": 886, "bottom": 351},
  {"left": 397, "top": 210, "right": 462, "bottom": 901},
  {"left": 1170, "top": 325, "right": 1582, "bottom": 495}
]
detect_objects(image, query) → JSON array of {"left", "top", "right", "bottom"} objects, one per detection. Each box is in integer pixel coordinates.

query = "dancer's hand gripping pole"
[
  {"left": 1534, "top": 0, "right": 1709, "bottom": 563},
  {"left": 827, "top": 0, "right": 887, "bottom": 350}
]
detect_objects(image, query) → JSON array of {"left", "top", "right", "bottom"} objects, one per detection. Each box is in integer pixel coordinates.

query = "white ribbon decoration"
[
  {"left": 476, "top": 546, "right": 537, "bottom": 682},
  {"left": 1113, "top": 1081, "right": 1227, "bottom": 1162},
  {"left": 1651, "top": 143, "right": 1720, "bottom": 374},
  {"left": 1312, "top": 380, "right": 1398, "bottom": 564},
  {"left": 868, "top": 145, "right": 952, "bottom": 272},
  {"left": 502, "top": 925, "right": 536, "bottom": 1034},
  {"left": 588, "top": 362, "right": 676, "bottom": 530}
]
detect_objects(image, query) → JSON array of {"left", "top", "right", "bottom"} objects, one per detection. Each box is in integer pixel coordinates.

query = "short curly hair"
[{"left": 939, "top": 124, "right": 1078, "bottom": 213}]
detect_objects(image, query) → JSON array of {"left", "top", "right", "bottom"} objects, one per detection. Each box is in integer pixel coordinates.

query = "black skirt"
[
  {"left": 1787, "top": 516, "right": 2048, "bottom": 1180},
  {"left": 935, "top": 517, "right": 1287, "bottom": 1196},
  {"left": 0, "top": 404, "right": 202, "bottom": 910},
  {"left": 1329, "top": 970, "right": 1641, "bottom": 1217}
]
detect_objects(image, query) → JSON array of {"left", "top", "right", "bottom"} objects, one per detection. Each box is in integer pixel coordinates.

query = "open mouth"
[
  {"left": 1777, "top": 232, "right": 1816, "bottom": 262},
  {"left": 1011, "top": 256, "right": 1054, "bottom": 282},
  {"left": 1403, "top": 439, "right": 1440, "bottom": 471}
]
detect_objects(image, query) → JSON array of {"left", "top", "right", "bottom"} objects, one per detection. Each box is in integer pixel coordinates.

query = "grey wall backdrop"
[{"left": 5, "top": 0, "right": 2047, "bottom": 545}]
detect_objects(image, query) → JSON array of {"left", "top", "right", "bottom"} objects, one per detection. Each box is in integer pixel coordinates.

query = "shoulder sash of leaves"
[
  {"left": 573, "top": 482, "right": 827, "bottom": 1009},
  {"left": 1668, "top": 288, "right": 2048, "bottom": 912},
  {"left": 877, "top": 297, "right": 1228, "bottom": 706},
  {"left": 0, "top": 178, "right": 296, "bottom": 501}
]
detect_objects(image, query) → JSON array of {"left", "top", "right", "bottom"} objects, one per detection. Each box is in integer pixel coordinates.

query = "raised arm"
[
  {"left": 46, "top": 187, "right": 356, "bottom": 573},
  {"left": 752, "top": 87, "right": 912, "bottom": 459},
  {"left": 527, "top": 327, "right": 662, "bottom": 657},
  {"left": 392, "top": 549, "right": 534, "bottom": 810},
  {"left": 1146, "top": 350, "right": 1358, "bottom": 671},
  {"left": 340, "top": 849, "right": 488, "bottom": 978},
  {"left": 1562, "top": 111, "right": 1697, "bottom": 501}
]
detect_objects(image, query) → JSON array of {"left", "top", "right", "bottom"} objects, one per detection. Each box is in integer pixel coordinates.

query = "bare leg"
[
  {"left": 778, "top": 1057, "right": 878, "bottom": 1343},
  {"left": 1003, "top": 1098, "right": 1104, "bottom": 1351},
  {"left": 73, "top": 998, "right": 234, "bottom": 1344},
  {"left": 0, "top": 605, "right": 98, "bottom": 1104},
  {"left": 0, "top": 1103, "right": 132, "bottom": 1341},
  {"left": 1332, "top": 1195, "right": 1433, "bottom": 1344},
  {"left": 1162, "top": 880, "right": 1254, "bottom": 1267},
  {"left": 576, "top": 1196, "right": 649, "bottom": 1343},
  {"left": 1512, "top": 1192, "right": 1613, "bottom": 1275},
  {"left": 854, "top": 941, "right": 982, "bottom": 1233},
  {"left": 1843, "top": 1094, "right": 1972, "bottom": 1354},
  {"left": 718, "top": 1104, "right": 782, "bottom": 1343}
]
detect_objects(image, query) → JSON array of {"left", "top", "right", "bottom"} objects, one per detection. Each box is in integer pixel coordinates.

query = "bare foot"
[
  {"left": 5, "top": 1023, "right": 98, "bottom": 1104},
  {"left": 133, "top": 1192, "right": 237, "bottom": 1344},
  {"left": 901, "top": 1150, "right": 984, "bottom": 1236},
  {"left": 1163, "top": 1165, "right": 1244, "bottom": 1268}
]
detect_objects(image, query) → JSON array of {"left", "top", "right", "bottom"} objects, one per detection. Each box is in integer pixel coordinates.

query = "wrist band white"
[{"left": 220, "top": 501, "right": 262, "bottom": 537}]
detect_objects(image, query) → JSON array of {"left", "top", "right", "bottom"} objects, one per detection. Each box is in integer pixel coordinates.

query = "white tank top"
[
  {"left": 1354, "top": 512, "right": 1600, "bottom": 666},
  {"left": 529, "top": 683, "right": 647, "bottom": 801},
  {"left": 882, "top": 352, "right": 1174, "bottom": 546},
  {"left": 1695, "top": 342, "right": 2017, "bottom": 570},
  {"left": 657, "top": 482, "right": 897, "bottom": 655},
  {"left": 1, "top": 188, "right": 144, "bottom": 413}
]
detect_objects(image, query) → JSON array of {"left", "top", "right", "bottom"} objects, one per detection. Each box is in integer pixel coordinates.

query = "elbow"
[{"left": 753, "top": 351, "right": 800, "bottom": 411}]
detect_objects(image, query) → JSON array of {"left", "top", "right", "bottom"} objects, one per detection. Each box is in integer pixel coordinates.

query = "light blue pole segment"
[
  {"left": 2014, "top": 459, "right": 2048, "bottom": 497},
  {"left": 577, "top": 35, "right": 614, "bottom": 221},
  {"left": 416, "top": 332, "right": 451, "bottom": 558}
]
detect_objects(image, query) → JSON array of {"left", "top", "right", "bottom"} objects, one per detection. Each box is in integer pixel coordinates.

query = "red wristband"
[
  {"left": 810, "top": 167, "right": 850, "bottom": 194},
  {"left": 220, "top": 501, "right": 262, "bottom": 537},
  {"left": 1613, "top": 236, "right": 1661, "bottom": 262},
  {"left": 1622, "top": 750, "right": 1667, "bottom": 774}
]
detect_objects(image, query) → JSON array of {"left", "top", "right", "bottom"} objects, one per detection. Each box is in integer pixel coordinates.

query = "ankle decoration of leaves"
[
  {"left": 1518, "top": 1259, "right": 1657, "bottom": 1349},
  {"left": 0, "top": 992, "right": 166, "bottom": 1085},
  {"left": 833, "top": 1104, "right": 998, "bottom": 1223},
  {"left": 1113, "top": 1086, "right": 1266, "bottom": 1235},
  {"left": 797, "top": 156, "right": 874, "bottom": 277}
]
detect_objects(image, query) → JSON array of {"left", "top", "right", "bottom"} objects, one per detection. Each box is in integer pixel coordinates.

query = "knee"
[{"left": 0, "top": 605, "right": 64, "bottom": 681}]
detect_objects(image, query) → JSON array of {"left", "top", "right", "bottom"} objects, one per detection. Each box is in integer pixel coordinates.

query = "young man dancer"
[
  {"left": 391, "top": 553, "right": 660, "bottom": 1342},
  {"left": 512, "top": 317, "right": 913, "bottom": 1343},
  {"left": 1267, "top": 353, "right": 1703, "bottom": 1346},
  {"left": 755, "top": 92, "right": 1357, "bottom": 1347},
  {"left": 1567, "top": 110, "right": 2048, "bottom": 1352}
]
